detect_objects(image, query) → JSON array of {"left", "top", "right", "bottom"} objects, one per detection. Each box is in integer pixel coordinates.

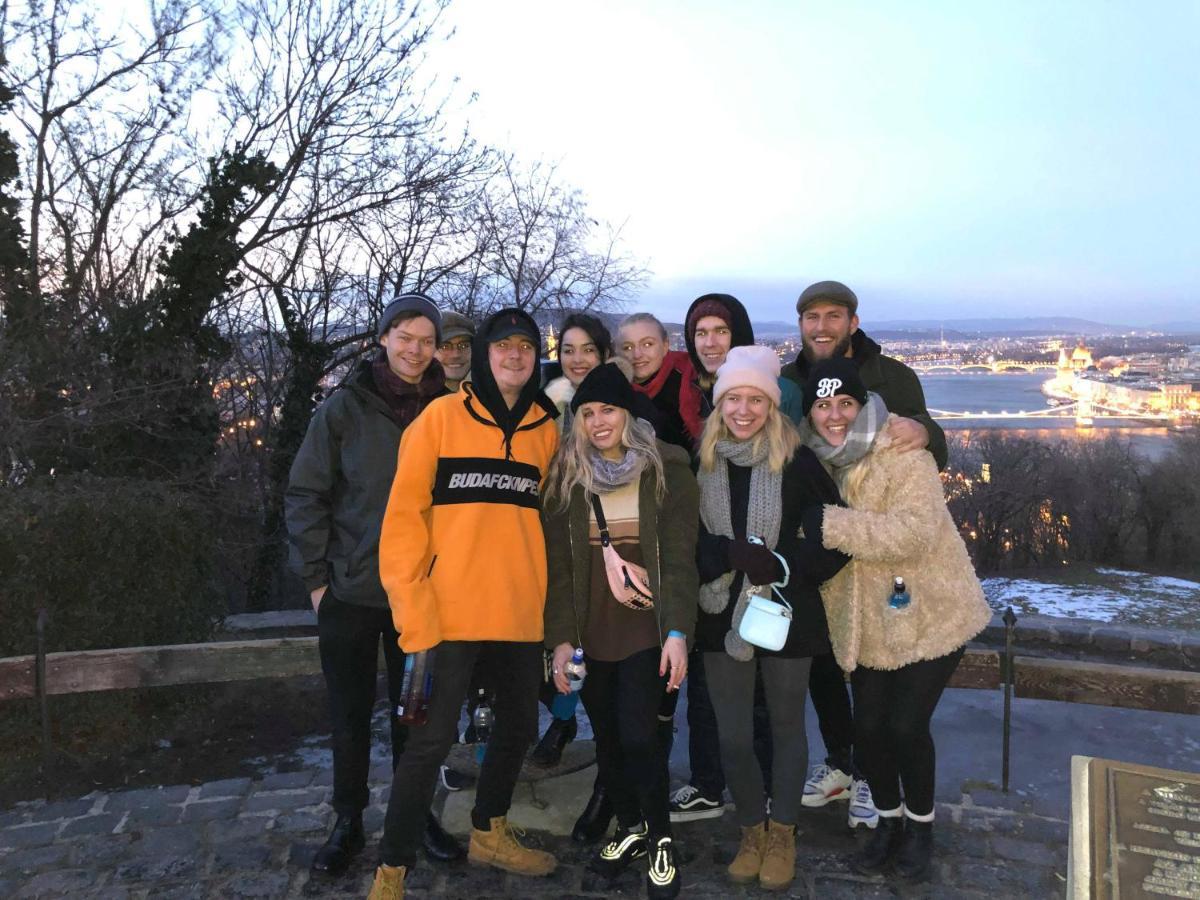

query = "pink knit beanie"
[{"left": 712, "top": 345, "right": 782, "bottom": 408}]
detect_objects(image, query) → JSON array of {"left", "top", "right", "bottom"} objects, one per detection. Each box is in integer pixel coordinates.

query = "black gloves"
[{"left": 728, "top": 539, "right": 784, "bottom": 586}]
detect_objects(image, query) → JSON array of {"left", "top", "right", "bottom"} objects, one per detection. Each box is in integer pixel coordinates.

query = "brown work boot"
[
  {"left": 759, "top": 819, "right": 796, "bottom": 890},
  {"left": 366, "top": 864, "right": 405, "bottom": 900},
  {"left": 468, "top": 816, "right": 557, "bottom": 876},
  {"left": 727, "top": 821, "right": 765, "bottom": 883}
]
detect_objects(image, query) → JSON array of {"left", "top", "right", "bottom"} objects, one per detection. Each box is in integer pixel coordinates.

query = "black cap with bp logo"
[{"left": 802, "top": 357, "right": 869, "bottom": 416}]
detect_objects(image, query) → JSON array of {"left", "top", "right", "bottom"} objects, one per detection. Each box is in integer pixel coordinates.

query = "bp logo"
[{"left": 815, "top": 377, "right": 843, "bottom": 398}]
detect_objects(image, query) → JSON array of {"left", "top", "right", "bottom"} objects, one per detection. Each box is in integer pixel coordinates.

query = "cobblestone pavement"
[{"left": 0, "top": 762, "right": 1067, "bottom": 899}]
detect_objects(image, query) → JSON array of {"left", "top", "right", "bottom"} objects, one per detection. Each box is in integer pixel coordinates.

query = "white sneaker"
[
  {"left": 847, "top": 778, "right": 879, "bottom": 829},
  {"left": 801, "top": 764, "right": 852, "bottom": 808}
]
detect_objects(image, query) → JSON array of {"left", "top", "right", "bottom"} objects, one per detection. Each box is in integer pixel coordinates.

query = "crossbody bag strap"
[{"left": 589, "top": 493, "right": 613, "bottom": 547}]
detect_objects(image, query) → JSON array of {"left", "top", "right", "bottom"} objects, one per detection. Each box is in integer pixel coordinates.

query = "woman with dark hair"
[
  {"left": 799, "top": 357, "right": 992, "bottom": 881},
  {"left": 544, "top": 312, "right": 615, "bottom": 440},
  {"left": 543, "top": 362, "right": 698, "bottom": 900}
]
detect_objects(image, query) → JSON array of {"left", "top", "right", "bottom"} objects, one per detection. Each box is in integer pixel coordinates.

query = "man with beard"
[{"left": 779, "top": 280, "right": 946, "bottom": 833}]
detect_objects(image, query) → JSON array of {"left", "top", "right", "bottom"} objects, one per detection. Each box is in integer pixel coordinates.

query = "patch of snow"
[
  {"left": 1095, "top": 568, "right": 1200, "bottom": 597},
  {"left": 983, "top": 579, "right": 1134, "bottom": 622}
]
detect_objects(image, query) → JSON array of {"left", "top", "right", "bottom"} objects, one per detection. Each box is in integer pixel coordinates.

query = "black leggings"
[
  {"left": 582, "top": 647, "right": 672, "bottom": 837},
  {"left": 808, "top": 651, "right": 855, "bottom": 775},
  {"left": 850, "top": 646, "right": 964, "bottom": 816}
]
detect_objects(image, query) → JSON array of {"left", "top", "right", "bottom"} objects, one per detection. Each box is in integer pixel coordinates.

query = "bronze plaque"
[{"left": 1086, "top": 758, "right": 1200, "bottom": 898}]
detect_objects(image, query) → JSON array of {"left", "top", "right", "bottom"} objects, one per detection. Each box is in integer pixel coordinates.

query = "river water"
[{"left": 916, "top": 373, "right": 1182, "bottom": 460}]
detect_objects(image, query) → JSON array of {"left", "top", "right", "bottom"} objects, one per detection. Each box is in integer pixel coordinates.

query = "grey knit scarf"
[
  {"left": 799, "top": 392, "right": 888, "bottom": 469},
  {"left": 697, "top": 436, "right": 785, "bottom": 659},
  {"left": 590, "top": 448, "right": 647, "bottom": 494}
]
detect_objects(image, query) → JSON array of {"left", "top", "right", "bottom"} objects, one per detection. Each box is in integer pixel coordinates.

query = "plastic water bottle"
[
  {"left": 471, "top": 688, "right": 493, "bottom": 763},
  {"left": 396, "top": 649, "right": 435, "bottom": 725},
  {"left": 889, "top": 576, "right": 912, "bottom": 610},
  {"left": 565, "top": 648, "right": 587, "bottom": 692}
]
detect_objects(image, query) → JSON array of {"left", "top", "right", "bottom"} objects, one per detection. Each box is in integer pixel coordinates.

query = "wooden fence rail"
[{"left": 2, "top": 640, "right": 1198, "bottom": 715}]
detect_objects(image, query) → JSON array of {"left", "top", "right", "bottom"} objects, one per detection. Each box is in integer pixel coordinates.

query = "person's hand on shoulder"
[{"left": 886, "top": 416, "right": 929, "bottom": 453}]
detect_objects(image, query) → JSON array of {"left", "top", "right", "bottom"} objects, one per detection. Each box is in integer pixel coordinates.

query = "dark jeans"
[
  {"left": 379, "top": 641, "right": 543, "bottom": 868},
  {"left": 809, "top": 651, "right": 856, "bottom": 775},
  {"left": 581, "top": 647, "right": 671, "bottom": 837},
  {"left": 685, "top": 649, "right": 773, "bottom": 797},
  {"left": 851, "top": 646, "right": 965, "bottom": 816},
  {"left": 317, "top": 595, "right": 406, "bottom": 816}
]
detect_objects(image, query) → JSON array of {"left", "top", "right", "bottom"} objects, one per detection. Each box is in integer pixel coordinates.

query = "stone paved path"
[
  {"left": 0, "top": 762, "right": 1067, "bottom": 899},
  {"left": 8, "top": 680, "right": 1200, "bottom": 898}
]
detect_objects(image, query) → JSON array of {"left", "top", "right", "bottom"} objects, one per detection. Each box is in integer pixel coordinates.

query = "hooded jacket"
[
  {"left": 285, "top": 357, "right": 449, "bottom": 608},
  {"left": 379, "top": 309, "right": 560, "bottom": 652},
  {"left": 781, "top": 329, "right": 947, "bottom": 469},
  {"left": 542, "top": 441, "right": 699, "bottom": 652},
  {"left": 816, "top": 420, "right": 991, "bottom": 671},
  {"left": 683, "top": 293, "right": 803, "bottom": 424}
]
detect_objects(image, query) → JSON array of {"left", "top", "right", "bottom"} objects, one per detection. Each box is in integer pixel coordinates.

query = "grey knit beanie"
[{"left": 378, "top": 292, "right": 442, "bottom": 341}]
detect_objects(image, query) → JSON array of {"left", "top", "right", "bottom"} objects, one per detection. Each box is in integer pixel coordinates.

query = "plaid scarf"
[
  {"left": 370, "top": 350, "right": 446, "bottom": 430},
  {"left": 799, "top": 392, "right": 888, "bottom": 469}
]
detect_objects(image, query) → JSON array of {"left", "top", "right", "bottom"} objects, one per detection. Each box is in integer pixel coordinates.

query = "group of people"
[{"left": 285, "top": 281, "right": 992, "bottom": 899}]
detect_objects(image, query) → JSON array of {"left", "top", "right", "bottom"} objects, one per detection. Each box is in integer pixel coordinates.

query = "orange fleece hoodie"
[{"left": 379, "top": 383, "right": 559, "bottom": 652}]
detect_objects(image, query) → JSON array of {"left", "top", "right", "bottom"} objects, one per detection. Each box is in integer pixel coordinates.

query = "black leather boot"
[
  {"left": 311, "top": 812, "right": 365, "bottom": 876},
  {"left": 423, "top": 811, "right": 464, "bottom": 862},
  {"left": 572, "top": 786, "right": 615, "bottom": 843},
  {"left": 531, "top": 716, "right": 577, "bottom": 767},
  {"left": 895, "top": 819, "right": 933, "bottom": 881},
  {"left": 853, "top": 815, "right": 903, "bottom": 875}
]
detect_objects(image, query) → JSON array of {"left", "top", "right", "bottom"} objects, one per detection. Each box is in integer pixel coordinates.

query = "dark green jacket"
[
  {"left": 542, "top": 441, "right": 699, "bottom": 650},
  {"left": 285, "top": 361, "right": 448, "bottom": 608},
  {"left": 781, "top": 329, "right": 948, "bottom": 470}
]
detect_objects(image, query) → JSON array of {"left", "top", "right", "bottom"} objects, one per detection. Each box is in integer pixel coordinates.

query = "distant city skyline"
[{"left": 439, "top": 1, "right": 1200, "bottom": 326}]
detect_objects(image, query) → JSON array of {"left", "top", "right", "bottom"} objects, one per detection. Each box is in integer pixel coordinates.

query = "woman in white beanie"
[{"left": 693, "top": 345, "right": 850, "bottom": 891}]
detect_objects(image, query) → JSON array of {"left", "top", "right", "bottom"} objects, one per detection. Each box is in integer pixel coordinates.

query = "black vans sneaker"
[
  {"left": 592, "top": 822, "right": 648, "bottom": 876},
  {"left": 668, "top": 784, "right": 724, "bottom": 822},
  {"left": 646, "top": 836, "right": 681, "bottom": 900}
]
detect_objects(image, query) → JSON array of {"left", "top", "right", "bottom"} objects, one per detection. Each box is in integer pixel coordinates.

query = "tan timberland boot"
[
  {"left": 759, "top": 819, "right": 797, "bottom": 890},
  {"left": 366, "top": 864, "right": 405, "bottom": 900},
  {"left": 727, "top": 821, "right": 766, "bottom": 883},
  {"left": 468, "top": 815, "right": 557, "bottom": 876}
]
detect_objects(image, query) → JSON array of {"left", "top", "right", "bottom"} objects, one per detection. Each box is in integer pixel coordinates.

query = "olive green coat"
[{"left": 542, "top": 441, "right": 699, "bottom": 651}]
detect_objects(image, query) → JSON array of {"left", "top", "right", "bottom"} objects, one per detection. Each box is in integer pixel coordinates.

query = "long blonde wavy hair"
[
  {"left": 698, "top": 400, "right": 801, "bottom": 473},
  {"left": 545, "top": 407, "right": 666, "bottom": 511}
]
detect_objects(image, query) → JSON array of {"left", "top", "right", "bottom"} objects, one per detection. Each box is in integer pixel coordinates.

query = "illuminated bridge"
[
  {"left": 910, "top": 360, "right": 1059, "bottom": 374},
  {"left": 930, "top": 398, "right": 1178, "bottom": 425}
]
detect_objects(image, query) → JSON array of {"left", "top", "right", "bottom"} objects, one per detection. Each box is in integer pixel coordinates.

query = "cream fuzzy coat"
[{"left": 818, "top": 422, "right": 992, "bottom": 672}]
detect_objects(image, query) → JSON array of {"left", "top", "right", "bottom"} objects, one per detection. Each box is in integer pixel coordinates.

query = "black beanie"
[
  {"left": 570, "top": 362, "right": 637, "bottom": 413},
  {"left": 802, "top": 357, "right": 869, "bottom": 415}
]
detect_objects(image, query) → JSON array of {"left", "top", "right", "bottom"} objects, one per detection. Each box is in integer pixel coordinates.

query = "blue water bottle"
[{"left": 889, "top": 576, "right": 912, "bottom": 610}]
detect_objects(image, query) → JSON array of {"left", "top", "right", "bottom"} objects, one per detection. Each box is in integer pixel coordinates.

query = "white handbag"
[
  {"left": 737, "top": 584, "right": 793, "bottom": 651},
  {"left": 735, "top": 536, "right": 793, "bottom": 651}
]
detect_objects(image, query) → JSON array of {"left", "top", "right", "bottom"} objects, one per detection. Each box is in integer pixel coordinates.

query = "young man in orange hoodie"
[{"left": 369, "top": 308, "right": 561, "bottom": 899}]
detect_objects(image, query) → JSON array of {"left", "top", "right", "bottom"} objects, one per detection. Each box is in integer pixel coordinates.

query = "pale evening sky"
[{"left": 438, "top": 0, "right": 1200, "bottom": 327}]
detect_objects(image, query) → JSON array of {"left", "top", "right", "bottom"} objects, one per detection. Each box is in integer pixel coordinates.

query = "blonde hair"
[
  {"left": 833, "top": 458, "right": 870, "bottom": 507},
  {"left": 618, "top": 312, "right": 668, "bottom": 342},
  {"left": 545, "top": 408, "right": 666, "bottom": 511},
  {"left": 698, "top": 401, "right": 801, "bottom": 473}
]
